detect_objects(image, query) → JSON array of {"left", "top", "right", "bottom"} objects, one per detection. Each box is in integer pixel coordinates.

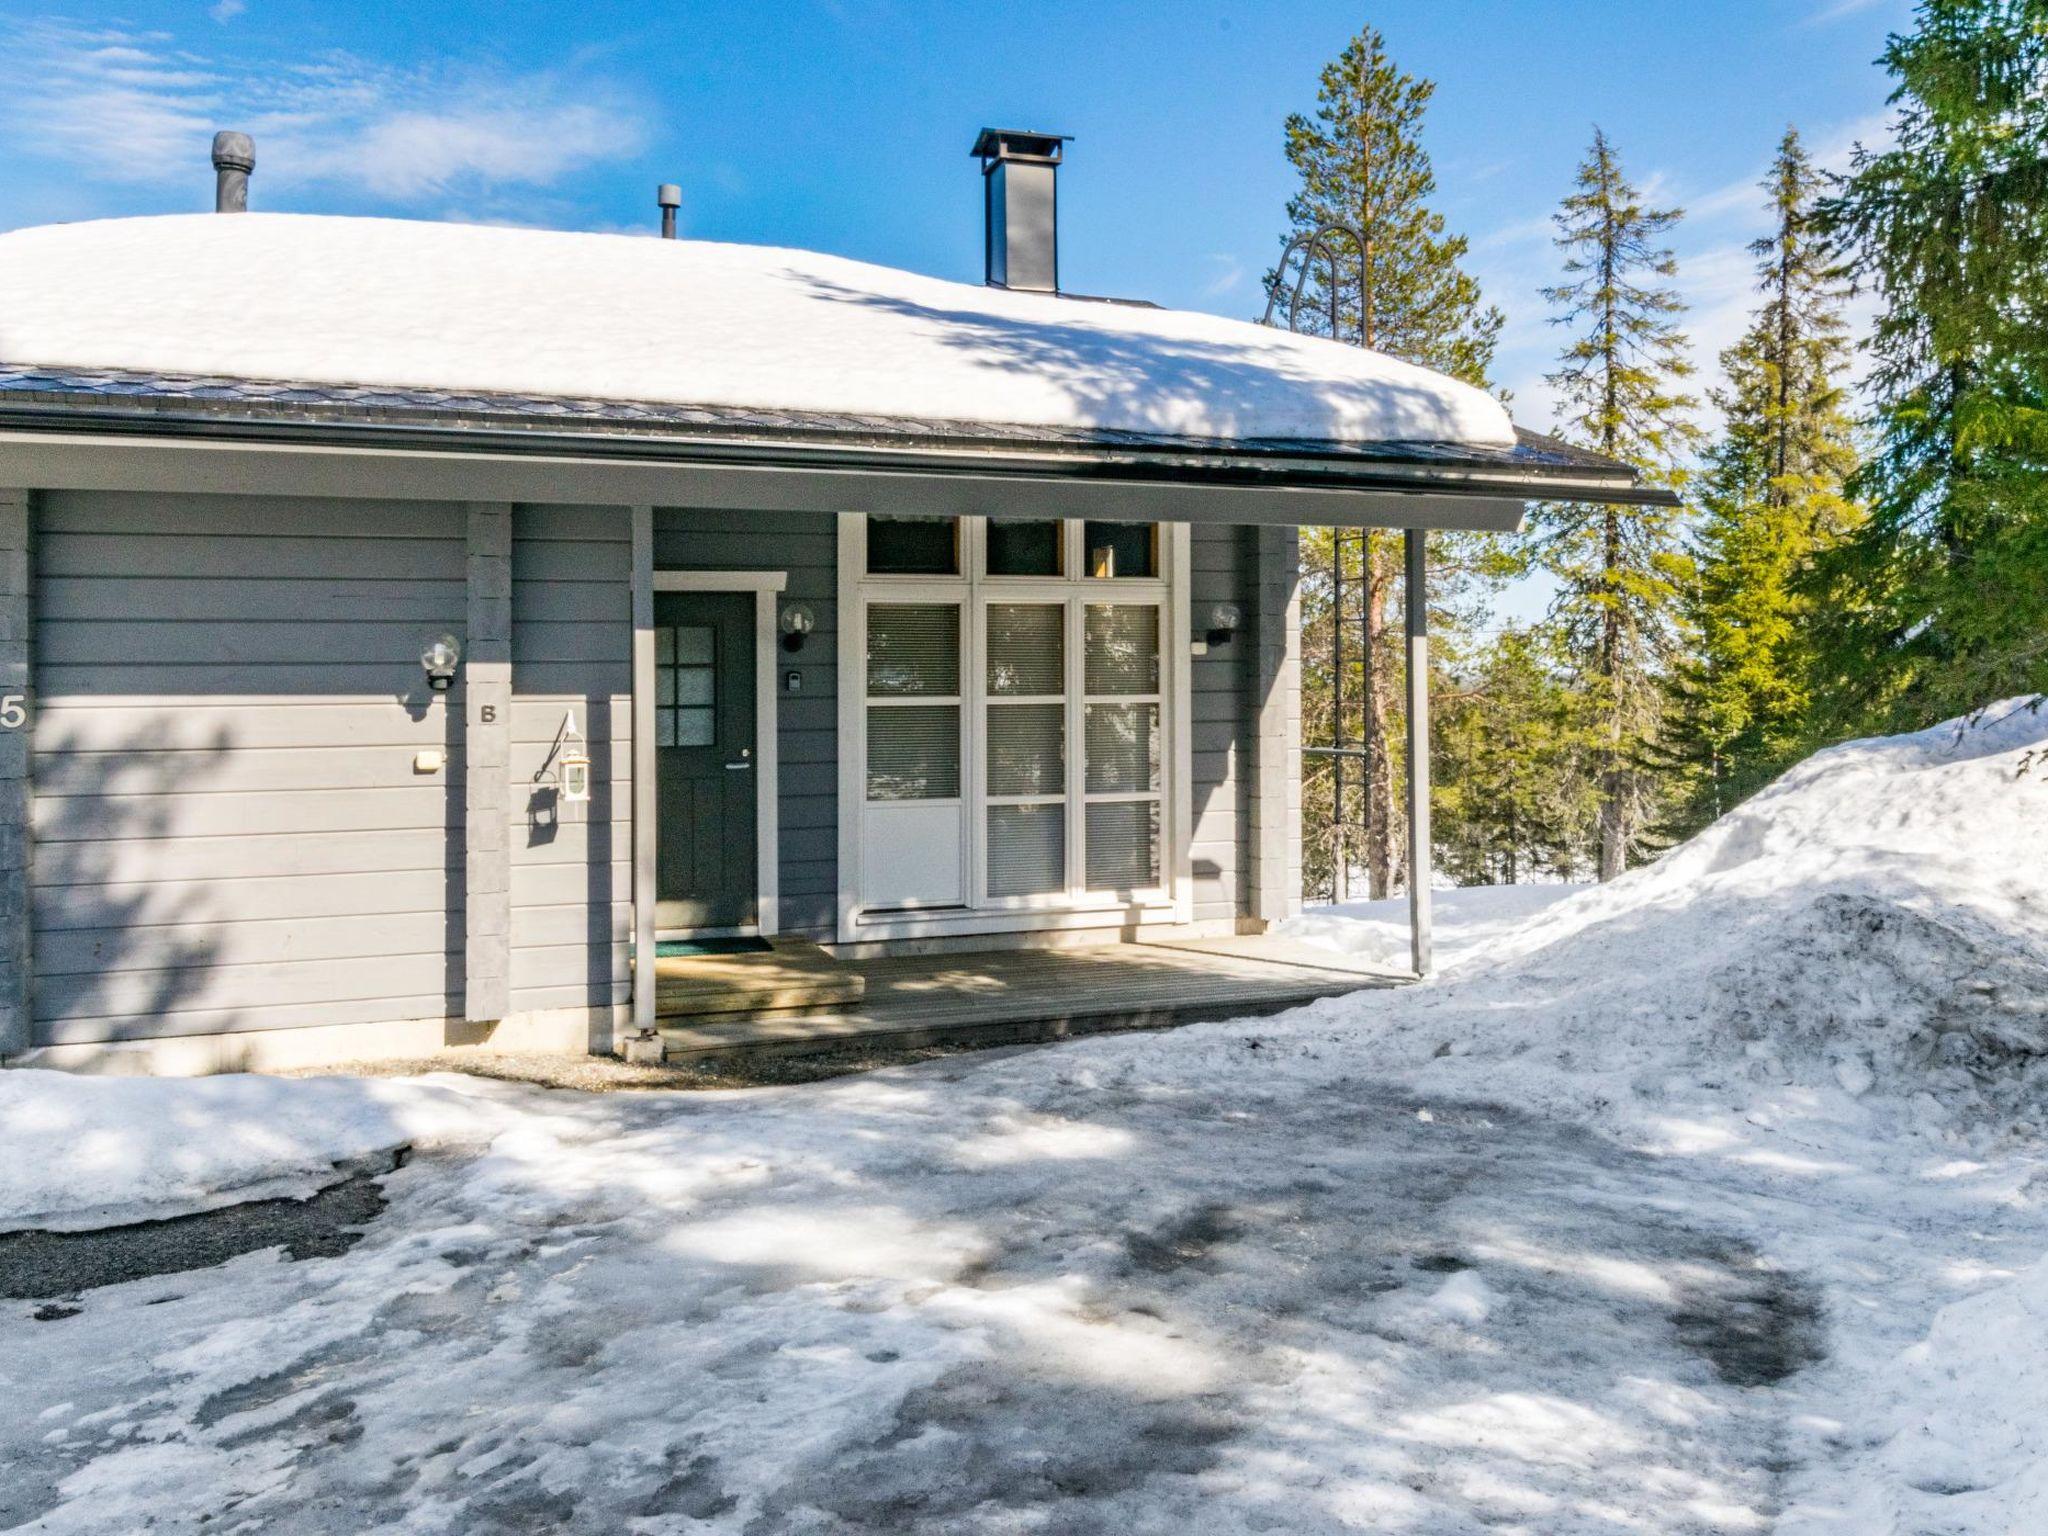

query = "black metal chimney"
[
  {"left": 211, "top": 131, "right": 254, "bottom": 213},
  {"left": 971, "top": 129, "right": 1069, "bottom": 293},
  {"left": 657, "top": 183, "right": 681, "bottom": 239}
]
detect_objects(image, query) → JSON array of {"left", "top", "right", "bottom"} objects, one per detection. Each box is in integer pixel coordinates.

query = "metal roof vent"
[
  {"left": 971, "top": 128, "right": 1069, "bottom": 294},
  {"left": 657, "top": 183, "right": 681, "bottom": 239},
  {"left": 211, "top": 131, "right": 254, "bottom": 213}
]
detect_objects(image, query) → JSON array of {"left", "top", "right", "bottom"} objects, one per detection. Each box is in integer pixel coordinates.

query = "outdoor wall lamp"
[
  {"left": 779, "top": 601, "right": 816, "bottom": 653},
  {"left": 1204, "top": 602, "right": 1243, "bottom": 647},
  {"left": 421, "top": 634, "right": 462, "bottom": 692}
]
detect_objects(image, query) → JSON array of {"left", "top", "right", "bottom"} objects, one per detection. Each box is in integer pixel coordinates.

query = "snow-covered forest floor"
[{"left": 4, "top": 705, "right": 2047, "bottom": 1534}]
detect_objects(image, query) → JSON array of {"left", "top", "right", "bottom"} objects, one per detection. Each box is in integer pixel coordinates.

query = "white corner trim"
[
  {"left": 1169, "top": 522, "right": 1195, "bottom": 924},
  {"left": 655, "top": 570, "right": 788, "bottom": 593},
  {"left": 630, "top": 506, "right": 657, "bottom": 1032},
  {"left": 835, "top": 514, "right": 866, "bottom": 945}
]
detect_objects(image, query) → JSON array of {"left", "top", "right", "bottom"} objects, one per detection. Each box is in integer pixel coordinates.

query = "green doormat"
[{"left": 655, "top": 936, "right": 774, "bottom": 958}]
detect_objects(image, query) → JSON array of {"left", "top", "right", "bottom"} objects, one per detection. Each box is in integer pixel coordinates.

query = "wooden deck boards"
[{"left": 655, "top": 934, "right": 1400, "bottom": 1060}]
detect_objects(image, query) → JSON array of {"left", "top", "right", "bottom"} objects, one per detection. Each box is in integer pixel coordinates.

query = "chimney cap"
[
  {"left": 211, "top": 130, "right": 255, "bottom": 173},
  {"left": 970, "top": 128, "right": 1070, "bottom": 167},
  {"left": 656, "top": 183, "right": 682, "bottom": 209}
]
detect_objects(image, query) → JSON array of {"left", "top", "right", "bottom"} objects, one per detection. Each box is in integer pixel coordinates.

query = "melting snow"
[{"left": 2, "top": 702, "right": 2045, "bottom": 1533}]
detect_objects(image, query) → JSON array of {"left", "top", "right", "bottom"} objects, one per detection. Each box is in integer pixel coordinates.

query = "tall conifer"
[
  {"left": 1813, "top": 0, "right": 2048, "bottom": 727},
  {"left": 1531, "top": 128, "right": 1700, "bottom": 880},
  {"left": 1666, "top": 127, "right": 1860, "bottom": 832},
  {"left": 1279, "top": 25, "right": 1503, "bottom": 899}
]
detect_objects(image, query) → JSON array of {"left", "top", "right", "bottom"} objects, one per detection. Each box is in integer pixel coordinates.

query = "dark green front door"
[{"left": 654, "top": 591, "right": 757, "bottom": 929}]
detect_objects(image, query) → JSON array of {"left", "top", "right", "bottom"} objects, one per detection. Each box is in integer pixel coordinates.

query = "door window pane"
[
  {"left": 867, "top": 705, "right": 960, "bottom": 800},
  {"left": 655, "top": 625, "right": 716, "bottom": 751},
  {"left": 988, "top": 804, "right": 1065, "bottom": 897},
  {"left": 868, "top": 516, "right": 958, "bottom": 575},
  {"left": 868, "top": 604, "right": 960, "bottom": 696},
  {"left": 1084, "top": 605, "right": 1159, "bottom": 694},
  {"left": 987, "top": 519, "right": 1063, "bottom": 576},
  {"left": 1086, "top": 801, "right": 1160, "bottom": 890},
  {"left": 1083, "top": 522, "right": 1157, "bottom": 578},
  {"left": 987, "top": 604, "right": 1063, "bottom": 696},
  {"left": 1085, "top": 703, "right": 1159, "bottom": 794},
  {"left": 988, "top": 703, "right": 1065, "bottom": 796}
]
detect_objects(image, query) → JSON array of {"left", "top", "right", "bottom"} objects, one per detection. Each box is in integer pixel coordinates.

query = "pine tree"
[
  {"left": 1278, "top": 25, "right": 1505, "bottom": 899},
  {"left": 1665, "top": 127, "right": 1861, "bottom": 834},
  {"left": 1531, "top": 128, "right": 1701, "bottom": 880},
  {"left": 1811, "top": 0, "right": 2048, "bottom": 729}
]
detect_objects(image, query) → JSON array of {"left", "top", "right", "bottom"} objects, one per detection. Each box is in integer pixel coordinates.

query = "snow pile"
[
  {"left": 0, "top": 214, "right": 1515, "bottom": 446},
  {"left": 0, "top": 1070, "right": 511, "bottom": 1232},
  {"left": 1285, "top": 881, "right": 1587, "bottom": 973},
  {"left": 1323, "top": 700, "right": 2048, "bottom": 1143}
]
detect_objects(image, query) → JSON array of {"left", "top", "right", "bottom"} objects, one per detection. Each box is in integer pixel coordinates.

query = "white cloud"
[
  {"left": 1200, "top": 252, "right": 1244, "bottom": 298},
  {"left": 211, "top": 0, "right": 247, "bottom": 22},
  {"left": 0, "top": 20, "right": 643, "bottom": 204}
]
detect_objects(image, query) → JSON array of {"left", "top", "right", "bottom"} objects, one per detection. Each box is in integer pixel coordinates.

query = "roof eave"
[{"left": 0, "top": 398, "right": 1678, "bottom": 508}]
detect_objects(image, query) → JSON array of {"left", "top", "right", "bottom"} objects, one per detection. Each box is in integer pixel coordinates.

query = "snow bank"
[
  {"left": 1284, "top": 881, "right": 1586, "bottom": 973},
  {"left": 0, "top": 1070, "right": 510, "bottom": 1233},
  {"left": 0, "top": 214, "right": 1515, "bottom": 446},
  {"left": 1302, "top": 700, "right": 2048, "bottom": 1144}
]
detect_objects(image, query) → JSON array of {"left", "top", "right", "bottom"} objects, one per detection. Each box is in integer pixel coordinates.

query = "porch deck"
[{"left": 652, "top": 934, "right": 1400, "bottom": 1062}]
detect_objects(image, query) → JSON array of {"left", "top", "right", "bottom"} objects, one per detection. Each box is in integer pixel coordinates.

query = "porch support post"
[
  {"left": 1248, "top": 524, "right": 1302, "bottom": 926},
  {"left": 464, "top": 502, "right": 513, "bottom": 1024},
  {"left": 1404, "top": 528, "right": 1432, "bottom": 978},
  {"left": 630, "top": 505, "right": 658, "bottom": 1034},
  {"left": 0, "top": 490, "right": 31, "bottom": 1058}
]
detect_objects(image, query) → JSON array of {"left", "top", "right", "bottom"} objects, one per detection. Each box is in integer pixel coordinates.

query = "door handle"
[{"left": 724, "top": 759, "right": 752, "bottom": 770}]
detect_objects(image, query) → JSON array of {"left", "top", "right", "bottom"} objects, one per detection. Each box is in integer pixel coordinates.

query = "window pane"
[
  {"left": 656, "top": 710, "right": 676, "bottom": 747},
  {"left": 1085, "top": 703, "right": 1159, "bottom": 793},
  {"left": 655, "top": 669, "right": 676, "bottom": 706},
  {"left": 673, "top": 627, "right": 713, "bottom": 664},
  {"left": 868, "top": 604, "right": 960, "bottom": 696},
  {"left": 988, "top": 703, "right": 1065, "bottom": 796},
  {"left": 1083, "top": 521, "right": 1156, "bottom": 578},
  {"left": 987, "top": 604, "right": 1064, "bottom": 696},
  {"left": 1085, "top": 605, "right": 1159, "bottom": 694},
  {"left": 674, "top": 667, "right": 713, "bottom": 706},
  {"left": 1086, "top": 801, "right": 1160, "bottom": 890},
  {"left": 656, "top": 627, "right": 676, "bottom": 664},
  {"left": 867, "top": 705, "right": 960, "bottom": 799},
  {"left": 987, "top": 519, "right": 1062, "bottom": 576},
  {"left": 989, "top": 805, "right": 1065, "bottom": 897},
  {"left": 675, "top": 708, "right": 714, "bottom": 747},
  {"left": 867, "top": 516, "right": 958, "bottom": 575}
]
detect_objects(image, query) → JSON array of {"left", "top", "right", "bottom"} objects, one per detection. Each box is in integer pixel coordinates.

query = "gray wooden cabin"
[{"left": 0, "top": 133, "right": 1660, "bottom": 1072}]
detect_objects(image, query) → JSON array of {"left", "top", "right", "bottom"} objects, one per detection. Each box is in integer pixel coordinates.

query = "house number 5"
[{"left": 0, "top": 695, "right": 25, "bottom": 730}]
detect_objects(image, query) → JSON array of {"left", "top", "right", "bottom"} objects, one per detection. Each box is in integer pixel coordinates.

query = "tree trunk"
[
  {"left": 1362, "top": 532, "right": 1398, "bottom": 898},
  {"left": 1597, "top": 505, "right": 1627, "bottom": 881}
]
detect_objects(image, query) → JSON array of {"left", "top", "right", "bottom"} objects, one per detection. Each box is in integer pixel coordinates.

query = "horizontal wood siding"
[
  {"left": 652, "top": 506, "right": 837, "bottom": 937},
  {"left": 30, "top": 491, "right": 465, "bottom": 1045},
  {"left": 508, "top": 504, "right": 631, "bottom": 1017},
  {"left": 1189, "top": 524, "right": 1254, "bottom": 925}
]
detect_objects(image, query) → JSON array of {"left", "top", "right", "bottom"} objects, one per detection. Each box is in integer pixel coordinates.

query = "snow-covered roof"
[{"left": 0, "top": 214, "right": 1516, "bottom": 450}]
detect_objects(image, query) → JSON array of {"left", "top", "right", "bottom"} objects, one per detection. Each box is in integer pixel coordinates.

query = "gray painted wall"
[
  {"left": 508, "top": 504, "right": 631, "bottom": 1018},
  {"left": 652, "top": 506, "right": 837, "bottom": 939},
  {"left": 1188, "top": 524, "right": 1254, "bottom": 927},
  {"left": 29, "top": 490, "right": 467, "bottom": 1045}
]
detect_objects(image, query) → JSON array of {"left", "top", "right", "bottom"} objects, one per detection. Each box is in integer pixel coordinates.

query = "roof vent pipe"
[
  {"left": 211, "top": 131, "right": 254, "bottom": 213},
  {"left": 657, "top": 183, "right": 681, "bottom": 239},
  {"left": 971, "top": 128, "right": 1069, "bottom": 293}
]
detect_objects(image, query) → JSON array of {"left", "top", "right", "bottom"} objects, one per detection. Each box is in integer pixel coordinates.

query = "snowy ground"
[
  {"left": 4, "top": 704, "right": 2047, "bottom": 1534},
  {"left": 1284, "top": 881, "right": 1589, "bottom": 974}
]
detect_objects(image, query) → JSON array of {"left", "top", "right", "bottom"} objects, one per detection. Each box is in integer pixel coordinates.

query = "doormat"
[{"left": 656, "top": 937, "right": 774, "bottom": 958}]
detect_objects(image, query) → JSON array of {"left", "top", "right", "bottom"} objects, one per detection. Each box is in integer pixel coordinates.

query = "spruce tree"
[
  {"left": 1279, "top": 25, "right": 1504, "bottom": 899},
  {"left": 1812, "top": 0, "right": 2048, "bottom": 728},
  {"left": 1531, "top": 128, "right": 1700, "bottom": 881},
  {"left": 1666, "top": 127, "right": 1861, "bottom": 834}
]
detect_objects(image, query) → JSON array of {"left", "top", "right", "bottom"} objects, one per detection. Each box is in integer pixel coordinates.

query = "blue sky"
[{"left": 2, "top": 0, "right": 1906, "bottom": 429}]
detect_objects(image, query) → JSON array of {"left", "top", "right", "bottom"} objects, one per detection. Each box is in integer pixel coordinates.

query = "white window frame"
[{"left": 837, "top": 514, "right": 1193, "bottom": 942}]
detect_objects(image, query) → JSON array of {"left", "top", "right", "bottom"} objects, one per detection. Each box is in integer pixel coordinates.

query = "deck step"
[{"left": 651, "top": 938, "right": 865, "bottom": 1019}]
